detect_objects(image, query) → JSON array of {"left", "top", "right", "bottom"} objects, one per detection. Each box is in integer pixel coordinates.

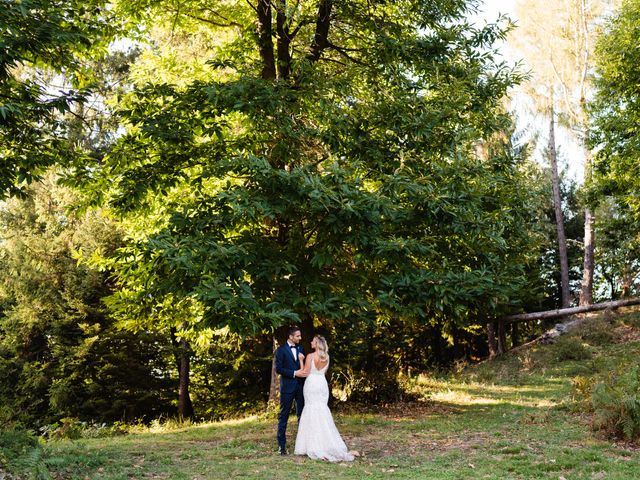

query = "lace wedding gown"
[{"left": 294, "top": 356, "right": 354, "bottom": 462}]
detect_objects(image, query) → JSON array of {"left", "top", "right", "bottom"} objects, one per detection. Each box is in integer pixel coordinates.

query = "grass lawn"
[{"left": 13, "top": 310, "right": 640, "bottom": 479}]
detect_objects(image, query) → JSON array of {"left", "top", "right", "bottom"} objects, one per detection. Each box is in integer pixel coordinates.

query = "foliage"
[
  {"left": 594, "top": 197, "right": 640, "bottom": 299},
  {"left": 0, "top": 0, "right": 119, "bottom": 198},
  {"left": 0, "top": 176, "right": 176, "bottom": 428},
  {"left": 187, "top": 332, "right": 274, "bottom": 419},
  {"left": 592, "top": 365, "right": 640, "bottom": 441},
  {"left": 570, "top": 375, "right": 595, "bottom": 410},
  {"left": 590, "top": 0, "right": 640, "bottom": 300},
  {"left": 39, "top": 418, "right": 128, "bottom": 441},
  {"left": 0, "top": 0, "right": 563, "bottom": 424},
  {"left": 0, "top": 428, "right": 49, "bottom": 479},
  {"left": 553, "top": 336, "right": 592, "bottom": 362}
]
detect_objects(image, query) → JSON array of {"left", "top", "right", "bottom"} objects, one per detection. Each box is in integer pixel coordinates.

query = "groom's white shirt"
[{"left": 287, "top": 341, "right": 297, "bottom": 360}]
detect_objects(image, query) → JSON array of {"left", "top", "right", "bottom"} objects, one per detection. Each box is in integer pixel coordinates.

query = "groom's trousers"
[{"left": 277, "top": 386, "right": 305, "bottom": 449}]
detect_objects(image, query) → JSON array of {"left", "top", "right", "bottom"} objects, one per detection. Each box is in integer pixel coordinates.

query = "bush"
[
  {"left": 331, "top": 369, "right": 413, "bottom": 405},
  {"left": 570, "top": 375, "right": 596, "bottom": 412},
  {"left": 576, "top": 318, "right": 615, "bottom": 346},
  {"left": 553, "top": 336, "right": 592, "bottom": 361},
  {"left": 0, "top": 428, "right": 49, "bottom": 479},
  {"left": 592, "top": 365, "right": 640, "bottom": 441},
  {"left": 40, "top": 418, "right": 129, "bottom": 440}
]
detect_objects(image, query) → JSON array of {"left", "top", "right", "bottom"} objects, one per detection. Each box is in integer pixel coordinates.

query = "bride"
[{"left": 294, "top": 335, "right": 354, "bottom": 462}]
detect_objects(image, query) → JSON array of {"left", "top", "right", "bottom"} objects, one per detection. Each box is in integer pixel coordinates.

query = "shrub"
[
  {"left": 39, "top": 417, "right": 84, "bottom": 440},
  {"left": 40, "top": 418, "right": 129, "bottom": 440},
  {"left": 553, "top": 336, "right": 592, "bottom": 361},
  {"left": 570, "top": 375, "right": 596, "bottom": 412},
  {"left": 576, "top": 318, "right": 615, "bottom": 346},
  {"left": 0, "top": 428, "right": 49, "bottom": 479},
  {"left": 331, "top": 369, "right": 413, "bottom": 405},
  {"left": 591, "top": 365, "right": 640, "bottom": 441}
]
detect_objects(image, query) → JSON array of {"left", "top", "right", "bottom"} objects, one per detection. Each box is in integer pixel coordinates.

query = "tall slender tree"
[
  {"left": 549, "top": 105, "right": 571, "bottom": 308},
  {"left": 513, "top": 0, "right": 609, "bottom": 305}
]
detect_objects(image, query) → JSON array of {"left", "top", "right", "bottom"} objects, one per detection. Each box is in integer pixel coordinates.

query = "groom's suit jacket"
[{"left": 275, "top": 343, "right": 305, "bottom": 394}]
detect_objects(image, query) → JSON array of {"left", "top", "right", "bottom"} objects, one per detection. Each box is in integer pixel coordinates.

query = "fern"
[
  {"left": 0, "top": 429, "right": 51, "bottom": 480},
  {"left": 592, "top": 366, "right": 640, "bottom": 441}
]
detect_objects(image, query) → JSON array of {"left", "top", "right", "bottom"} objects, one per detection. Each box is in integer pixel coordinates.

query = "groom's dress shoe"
[{"left": 278, "top": 447, "right": 287, "bottom": 455}]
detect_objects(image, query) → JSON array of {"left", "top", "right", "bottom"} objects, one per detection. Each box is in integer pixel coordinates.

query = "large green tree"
[{"left": 67, "top": 0, "right": 543, "bottom": 354}]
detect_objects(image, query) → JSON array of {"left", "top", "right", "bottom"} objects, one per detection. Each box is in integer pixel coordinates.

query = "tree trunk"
[
  {"left": 178, "top": 338, "right": 194, "bottom": 420},
  {"left": 503, "top": 297, "right": 640, "bottom": 323},
  {"left": 256, "top": 0, "right": 276, "bottom": 80},
  {"left": 171, "top": 324, "right": 194, "bottom": 420},
  {"left": 549, "top": 111, "right": 571, "bottom": 308},
  {"left": 300, "top": 313, "right": 314, "bottom": 356},
  {"left": 268, "top": 336, "right": 279, "bottom": 403},
  {"left": 579, "top": 82, "right": 595, "bottom": 305},
  {"left": 580, "top": 207, "right": 595, "bottom": 305},
  {"left": 275, "top": 0, "right": 292, "bottom": 80},
  {"left": 621, "top": 264, "right": 633, "bottom": 298},
  {"left": 497, "top": 319, "right": 507, "bottom": 355},
  {"left": 308, "top": 1, "right": 333, "bottom": 62},
  {"left": 511, "top": 322, "right": 520, "bottom": 348},
  {"left": 487, "top": 321, "right": 498, "bottom": 358}
]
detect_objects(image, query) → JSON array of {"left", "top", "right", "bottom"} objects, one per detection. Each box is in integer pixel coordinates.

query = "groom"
[{"left": 275, "top": 326, "right": 308, "bottom": 455}]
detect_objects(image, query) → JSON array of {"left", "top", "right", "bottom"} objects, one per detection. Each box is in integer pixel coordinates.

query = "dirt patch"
[
  {"left": 344, "top": 428, "right": 490, "bottom": 459},
  {"left": 336, "top": 400, "right": 458, "bottom": 419},
  {"left": 613, "top": 325, "right": 640, "bottom": 343},
  {"left": 379, "top": 401, "right": 459, "bottom": 420}
]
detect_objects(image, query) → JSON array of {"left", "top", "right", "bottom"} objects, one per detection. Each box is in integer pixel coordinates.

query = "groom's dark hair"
[{"left": 287, "top": 326, "right": 301, "bottom": 337}]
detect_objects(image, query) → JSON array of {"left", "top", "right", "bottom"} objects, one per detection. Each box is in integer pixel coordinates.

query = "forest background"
[{"left": 1, "top": 0, "right": 639, "bottom": 431}]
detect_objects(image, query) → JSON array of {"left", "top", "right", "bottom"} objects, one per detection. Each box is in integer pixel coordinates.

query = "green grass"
[{"left": 14, "top": 310, "right": 640, "bottom": 479}]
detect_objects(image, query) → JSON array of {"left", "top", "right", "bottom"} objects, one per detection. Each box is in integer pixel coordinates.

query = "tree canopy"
[{"left": 62, "top": 0, "right": 543, "bottom": 345}]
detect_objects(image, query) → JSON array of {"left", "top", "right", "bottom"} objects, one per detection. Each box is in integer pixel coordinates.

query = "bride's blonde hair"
[{"left": 314, "top": 335, "right": 329, "bottom": 362}]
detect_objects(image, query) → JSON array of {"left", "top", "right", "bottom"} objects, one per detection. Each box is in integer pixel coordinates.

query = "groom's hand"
[{"left": 294, "top": 370, "right": 308, "bottom": 378}]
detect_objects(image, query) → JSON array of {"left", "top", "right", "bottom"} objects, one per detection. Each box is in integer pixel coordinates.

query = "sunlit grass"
[{"left": 140, "top": 414, "right": 262, "bottom": 435}]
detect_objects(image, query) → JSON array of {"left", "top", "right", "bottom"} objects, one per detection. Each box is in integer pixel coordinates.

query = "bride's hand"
[{"left": 298, "top": 352, "right": 305, "bottom": 360}]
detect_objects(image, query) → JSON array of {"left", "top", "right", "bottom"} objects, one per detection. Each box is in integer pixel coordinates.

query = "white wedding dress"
[{"left": 294, "top": 355, "right": 354, "bottom": 462}]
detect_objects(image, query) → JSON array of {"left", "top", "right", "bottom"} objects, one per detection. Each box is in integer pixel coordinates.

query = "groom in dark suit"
[{"left": 275, "top": 326, "right": 308, "bottom": 455}]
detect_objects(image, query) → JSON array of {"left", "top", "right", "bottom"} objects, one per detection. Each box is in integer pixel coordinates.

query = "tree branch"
[
  {"left": 245, "top": 0, "right": 258, "bottom": 14},
  {"left": 171, "top": 10, "right": 243, "bottom": 29},
  {"left": 328, "top": 42, "right": 367, "bottom": 66}
]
